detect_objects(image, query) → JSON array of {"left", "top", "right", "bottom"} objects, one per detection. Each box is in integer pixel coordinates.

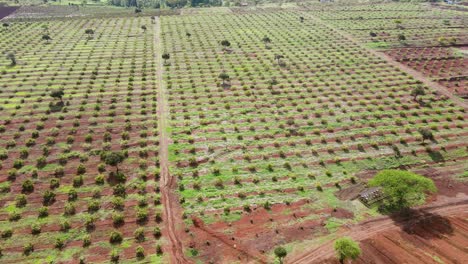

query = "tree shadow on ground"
[
  {"left": 389, "top": 208, "right": 454, "bottom": 239},
  {"left": 428, "top": 150, "right": 445, "bottom": 162},
  {"left": 49, "top": 101, "right": 64, "bottom": 112}
]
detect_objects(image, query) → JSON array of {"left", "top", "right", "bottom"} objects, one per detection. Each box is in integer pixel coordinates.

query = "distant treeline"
[{"left": 106, "top": 0, "right": 223, "bottom": 8}]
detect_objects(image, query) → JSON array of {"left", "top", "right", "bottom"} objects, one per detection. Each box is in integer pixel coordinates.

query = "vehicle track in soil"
[
  {"left": 154, "top": 19, "right": 192, "bottom": 264},
  {"left": 303, "top": 11, "right": 468, "bottom": 110},
  {"left": 288, "top": 197, "right": 468, "bottom": 264}
]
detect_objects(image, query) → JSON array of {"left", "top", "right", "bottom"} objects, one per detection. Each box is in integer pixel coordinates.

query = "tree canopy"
[
  {"left": 220, "top": 40, "right": 231, "bottom": 47},
  {"left": 368, "top": 170, "right": 437, "bottom": 211},
  {"left": 411, "top": 86, "right": 425, "bottom": 101},
  {"left": 103, "top": 151, "right": 126, "bottom": 168},
  {"left": 50, "top": 89, "right": 64, "bottom": 102},
  {"left": 334, "top": 237, "right": 361, "bottom": 263},
  {"left": 274, "top": 246, "right": 287, "bottom": 263}
]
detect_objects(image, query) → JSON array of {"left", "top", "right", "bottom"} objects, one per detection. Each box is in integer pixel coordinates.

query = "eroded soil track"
[{"left": 155, "top": 19, "right": 191, "bottom": 264}]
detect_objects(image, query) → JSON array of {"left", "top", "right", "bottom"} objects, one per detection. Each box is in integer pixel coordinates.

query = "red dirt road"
[
  {"left": 288, "top": 197, "right": 468, "bottom": 264},
  {"left": 155, "top": 19, "right": 191, "bottom": 264}
]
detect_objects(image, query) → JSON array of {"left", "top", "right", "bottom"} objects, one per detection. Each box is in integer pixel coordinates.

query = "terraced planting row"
[
  {"left": 161, "top": 11, "right": 467, "bottom": 260},
  {"left": 0, "top": 17, "right": 164, "bottom": 263}
]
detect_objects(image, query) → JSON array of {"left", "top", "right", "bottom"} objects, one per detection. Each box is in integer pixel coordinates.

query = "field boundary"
[{"left": 154, "top": 18, "right": 191, "bottom": 264}]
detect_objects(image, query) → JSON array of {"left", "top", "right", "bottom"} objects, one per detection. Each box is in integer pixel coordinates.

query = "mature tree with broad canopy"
[
  {"left": 369, "top": 170, "right": 436, "bottom": 211},
  {"left": 50, "top": 89, "right": 64, "bottom": 103},
  {"left": 102, "top": 151, "right": 126, "bottom": 173},
  {"left": 218, "top": 72, "right": 230, "bottom": 85},
  {"left": 334, "top": 237, "right": 361, "bottom": 264}
]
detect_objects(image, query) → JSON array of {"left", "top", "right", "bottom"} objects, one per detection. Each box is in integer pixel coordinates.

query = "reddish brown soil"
[
  {"left": 315, "top": 213, "right": 468, "bottom": 264},
  {"left": 288, "top": 198, "right": 468, "bottom": 263},
  {"left": 384, "top": 46, "right": 468, "bottom": 98},
  {"left": 185, "top": 199, "right": 356, "bottom": 264}
]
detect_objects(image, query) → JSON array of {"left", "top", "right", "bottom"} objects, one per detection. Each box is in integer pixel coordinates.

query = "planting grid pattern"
[
  {"left": 0, "top": 3, "right": 467, "bottom": 264},
  {"left": 161, "top": 10, "right": 468, "bottom": 217},
  {"left": 307, "top": 2, "right": 468, "bottom": 99},
  {"left": 0, "top": 17, "right": 164, "bottom": 262}
]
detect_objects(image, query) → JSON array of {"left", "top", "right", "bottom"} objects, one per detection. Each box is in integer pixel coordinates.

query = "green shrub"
[
  {"left": 21, "top": 180, "right": 34, "bottom": 193},
  {"left": 109, "top": 231, "right": 123, "bottom": 244}
]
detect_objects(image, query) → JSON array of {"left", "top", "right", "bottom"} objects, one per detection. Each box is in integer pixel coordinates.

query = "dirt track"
[
  {"left": 288, "top": 197, "right": 468, "bottom": 264},
  {"left": 155, "top": 19, "right": 191, "bottom": 264}
]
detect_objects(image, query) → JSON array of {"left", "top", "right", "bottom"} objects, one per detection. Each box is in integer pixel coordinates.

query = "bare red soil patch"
[
  {"left": 186, "top": 199, "right": 336, "bottom": 263},
  {"left": 319, "top": 213, "right": 468, "bottom": 264}
]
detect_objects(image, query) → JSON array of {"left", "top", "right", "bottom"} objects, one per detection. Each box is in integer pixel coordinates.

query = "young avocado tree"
[
  {"left": 418, "top": 128, "right": 434, "bottom": 143},
  {"left": 141, "top": 25, "right": 147, "bottom": 33},
  {"left": 274, "top": 246, "right": 287, "bottom": 264},
  {"left": 369, "top": 170, "right": 437, "bottom": 212},
  {"left": 334, "top": 237, "right": 361, "bottom": 264}
]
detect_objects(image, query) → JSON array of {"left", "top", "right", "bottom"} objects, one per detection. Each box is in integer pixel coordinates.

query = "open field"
[
  {"left": 0, "top": 15, "right": 165, "bottom": 263},
  {"left": 0, "top": 1, "right": 467, "bottom": 263}
]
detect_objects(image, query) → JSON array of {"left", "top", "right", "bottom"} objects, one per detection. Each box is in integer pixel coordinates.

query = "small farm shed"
[{"left": 358, "top": 187, "right": 384, "bottom": 206}]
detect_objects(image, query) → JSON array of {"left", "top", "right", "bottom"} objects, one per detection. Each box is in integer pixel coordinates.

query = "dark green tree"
[
  {"left": 274, "top": 246, "right": 287, "bottom": 264},
  {"left": 262, "top": 36, "right": 271, "bottom": 48},
  {"left": 6, "top": 53, "right": 16, "bottom": 66},
  {"left": 411, "top": 86, "right": 425, "bottom": 101},
  {"left": 162, "top": 53, "right": 170, "bottom": 64},
  {"left": 418, "top": 128, "right": 434, "bottom": 143},
  {"left": 50, "top": 89, "right": 64, "bottom": 103},
  {"left": 42, "top": 34, "right": 52, "bottom": 44},
  {"left": 220, "top": 40, "right": 231, "bottom": 49},
  {"left": 85, "top": 29, "right": 94, "bottom": 40},
  {"left": 103, "top": 151, "right": 126, "bottom": 173},
  {"left": 218, "top": 72, "right": 230, "bottom": 85},
  {"left": 274, "top": 54, "right": 284, "bottom": 65}
]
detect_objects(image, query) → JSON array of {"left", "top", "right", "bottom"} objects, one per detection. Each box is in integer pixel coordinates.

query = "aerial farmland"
[{"left": 0, "top": 0, "right": 467, "bottom": 263}]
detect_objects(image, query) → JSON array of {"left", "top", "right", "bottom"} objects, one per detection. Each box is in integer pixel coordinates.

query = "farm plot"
[
  {"left": 307, "top": 2, "right": 467, "bottom": 101},
  {"left": 384, "top": 47, "right": 467, "bottom": 99},
  {"left": 0, "top": 17, "right": 164, "bottom": 263},
  {"left": 308, "top": 2, "right": 468, "bottom": 48},
  {"left": 161, "top": 9, "right": 468, "bottom": 262}
]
